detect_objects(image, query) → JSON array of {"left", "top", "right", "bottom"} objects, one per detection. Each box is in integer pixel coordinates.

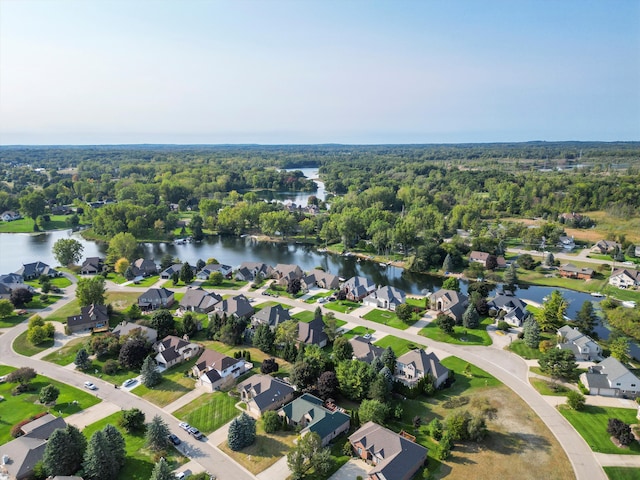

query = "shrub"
[
  {"left": 262, "top": 411, "right": 280, "bottom": 433},
  {"left": 566, "top": 391, "right": 586, "bottom": 411},
  {"left": 496, "top": 321, "right": 510, "bottom": 331},
  {"left": 102, "top": 359, "right": 119, "bottom": 375}
]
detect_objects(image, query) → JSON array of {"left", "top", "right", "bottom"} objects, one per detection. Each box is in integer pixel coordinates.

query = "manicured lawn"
[
  {"left": 0, "top": 215, "right": 79, "bottom": 233},
  {"left": 419, "top": 317, "right": 493, "bottom": 346},
  {"left": 218, "top": 424, "right": 298, "bottom": 474},
  {"left": 106, "top": 272, "right": 128, "bottom": 284},
  {"left": 26, "top": 276, "right": 72, "bottom": 289},
  {"left": 12, "top": 330, "right": 54, "bottom": 356},
  {"left": 304, "top": 291, "right": 334, "bottom": 304},
  {"left": 373, "top": 335, "right": 424, "bottom": 356},
  {"left": 25, "top": 294, "right": 63, "bottom": 310},
  {"left": 406, "top": 297, "right": 427, "bottom": 309},
  {"left": 508, "top": 333, "right": 554, "bottom": 359},
  {"left": 529, "top": 378, "right": 571, "bottom": 396},
  {"left": 0, "top": 365, "right": 101, "bottom": 445},
  {"left": 324, "top": 300, "right": 360, "bottom": 313},
  {"left": 125, "top": 275, "right": 160, "bottom": 287},
  {"left": 293, "top": 310, "right": 315, "bottom": 323},
  {"left": 440, "top": 356, "right": 501, "bottom": 393},
  {"left": 202, "top": 342, "right": 293, "bottom": 376},
  {"left": 83, "top": 411, "right": 187, "bottom": 480},
  {"left": 132, "top": 359, "right": 197, "bottom": 407},
  {"left": 0, "top": 312, "right": 29, "bottom": 328},
  {"left": 84, "top": 356, "right": 141, "bottom": 386},
  {"left": 173, "top": 390, "right": 239, "bottom": 434},
  {"left": 604, "top": 467, "right": 640, "bottom": 480},
  {"left": 45, "top": 298, "right": 80, "bottom": 323},
  {"left": 363, "top": 308, "right": 410, "bottom": 330},
  {"left": 603, "top": 285, "right": 640, "bottom": 303},
  {"left": 200, "top": 279, "right": 248, "bottom": 290},
  {"left": 340, "top": 325, "right": 375, "bottom": 340},
  {"left": 42, "top": 336, "right": 87, "bottom": 366},
  {"left": 559, "top": 404, "right": 640, "bottom": 455}
]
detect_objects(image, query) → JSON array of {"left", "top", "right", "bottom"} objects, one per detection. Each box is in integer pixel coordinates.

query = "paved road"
[{"left": 506, "top": 247, "right": 624, "bottom": 267}]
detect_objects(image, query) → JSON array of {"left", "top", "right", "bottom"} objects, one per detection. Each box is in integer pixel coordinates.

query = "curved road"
[{"left": 0, "top": 278, "right": 609, "bottom": 480}]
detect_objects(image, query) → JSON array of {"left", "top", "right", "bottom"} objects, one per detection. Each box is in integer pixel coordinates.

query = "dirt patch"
[{"left": 433, "top": 387, "right": 575, "bottom": 480}]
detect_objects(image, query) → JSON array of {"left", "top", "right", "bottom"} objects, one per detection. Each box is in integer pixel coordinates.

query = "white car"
[
  {"left": 178, "top": 422, "right": 191, "bottom": 431},
  {"left": 123, "top": 378, "right": 137, "bottom": 388},
  {"left": 363, "top": 333, "right": 372, "bottom": 340},
  {"left": 84, "top": 381, "right": 97, "bottom": 390}
]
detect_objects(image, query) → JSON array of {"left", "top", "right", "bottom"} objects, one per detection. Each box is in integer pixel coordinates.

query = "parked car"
[
  {"left": 84, "top": 381, "right": 97, "bottom": 390},
  {"left": 188, "top": 427, "right": 203, "bottom": 440},
  {"left": 175, "top": 473, "right": 186, "bottom": 479},
  {"left": 168, "top": 433, "right": 181, "bottom": 446},
  {"left": 178, "top": 422, "right": 191, "bottom": 431},
  {"left": 123, "top": 378, "right": 137, "bottom": 388}
]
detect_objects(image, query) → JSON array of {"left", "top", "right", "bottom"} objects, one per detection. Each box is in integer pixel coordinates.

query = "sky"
[{"left": 1, "top": 0, "right": 639, "bottom": 145}]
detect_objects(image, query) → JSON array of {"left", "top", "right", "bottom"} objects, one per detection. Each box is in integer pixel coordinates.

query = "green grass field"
[
  {"left": 373, "top": 335, "right": 424, "bottom": 356},
  {"left": 26, "top": 276, "right": 72, "bottom": 289},
  {"left": 559, "top": 404, "right": 640, "bottom": 455},
  {"left": 43, "top": 298, "right": 80, "bottom": 323},
  {"left": 132, "top": 359, "right": 197, "bottom": 407},
  {"left": 507, "top": 333, "right": 555, "bottom": 360},
  {"left": 340, "top": 325, "right": 375, "bottom": 340},
  {"left": 172, "top": 390, "right": 239, "bottom": 434},
  {"left": 419, "top": 317, "right": 493, "bottom": 346},
  {"left": 304, "top": 291, "right": 334, "bottom": 304},
  {"left": 323, "top": 300, "right": 360, "bottom": 313},
  {"left": 83, "top": 411, "right": 187, "bottom": 480},
  {"left": 0, "top": 365, "right": 101, "bottom": 445},
  {"left": 529, "top": 378, "right": 571, "bottom": 396},
  {"left": 0, "top": 312, "right": 29, "bottom": 328},
  {"left": 124, "top": 275, "right": 160, "bottom": 288},
  {"left": 42, "top": 337, "right": 87, "bottom": 366},
  {"left": 292, "top": 310, "right": 315, "bottom": 322},
  {"left": 12, "top": 330, "right": 54, "bottom": 356},
  {"left": 363, "top": 308, "right": 410, "bottom": 330},
  {"left": 604, "top": 467, "right": 640, "bottom": 480},
  {"left": 199, "top": 279, "right": 248, "bottom": 290},
  {"left": 0, "top": 215, "right": 78, "bottom": 233},
  {"left": 25, "top": 294, "right": 63, "bottom": 310}
]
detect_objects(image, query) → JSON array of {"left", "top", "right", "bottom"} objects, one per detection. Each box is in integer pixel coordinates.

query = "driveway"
[{"left": 328, "top": 459, "right": 371, "bottom": 480}]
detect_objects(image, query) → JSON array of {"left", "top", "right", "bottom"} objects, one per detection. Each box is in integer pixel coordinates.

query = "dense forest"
[{"left": 1, "top": 143, "right": 639, "bottom": 273}]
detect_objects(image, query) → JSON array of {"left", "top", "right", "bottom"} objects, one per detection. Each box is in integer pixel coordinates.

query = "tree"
[
  {"left": 19, "top": 190, "right": 46, "bottom": 228},
  {"left": 141, "top": 356, "right": 161, "bottom": 387},
  {"left": 368, "top": 374, "right": 392, "bottom": 403},
  {"left": 442, "top": 253, "right": 453, "bottom": 272},
  {"left": 102, "top": 424, "right": 126, "bottom": 469},
  {"left": 544, "top": 252, "right": 555, "bottom": 267},
  {"left": 10, "top": 287, "right": 33, "bottom": 308},
  {"left": 336, "top": 359, "right": 376, "bottom": 400},
  {"left": 209, "top": 271, "right": 223, "bottom": 285},
  {"left": 518, "top": 253, "right": 536, "bottom": 270},
  {"left": 485, "top": 254, "right": 498, "bottom": 271},
  {"left": 6, "top": 366, "right": 36, "bottom": 385},
  {"left": 332, "top": 336, "right": 354, "bottom": 362},
  {"left": 146, "top": 415, "right": 171, "bottom": 451},
  {"left": 275, "top": 320, "right": 299, "bottom": 345},
  {"left": 286, "top": 278, "right": 302, "bottom": 295},
  {"left": 381, "top": 346, "right": 396, "bottom": 372},
  {"left": 523, "top": 317, "right": 541, "bottom": 348},
  {"left": 87, "top": 332, "right": 120, "bottom": 359},
  {"left": 317, "top": 370, "right": 339, "bottom": 399},
  {"left": 290, "top": 361, "right": 317, "bottom": 391},
  {"left": 537, "top": 290, "right": 567, "bottom": 332},
  {"left": 160, "top": 253, "right": 175, "bottom": 270},
  {"left": 150, "top": 309, "right": 175, "bottom": 338},
  {"left": 106, "top": 232, "right": 138, "bottom": 264},
  {"left": 503, "top": 263, "right": 518, "bottom": 286},
  {"left": 182, "top": 312, "right": 197, "bottom": 337},
  {"left": 114, "top": 257, "right": 130, "bottom": 276},
  {"left": 575, "top": 301, "right": 598, "bottom": 337},
  {"left": 538, "top": 348, "right": 578, "bottom": 380},
  {"left": 566, "top": 391, "right": 586, "bottom": 410},
  {"left": 83, "top": 430, "right": 118, "bottom": 480},
  {"left": 323, "top": 312, "right": 339, "bottom": 343},
  {"left": 0, "top": 299, "right": 13, "bottom": 318},
  {"left": 42, "top": 425, "right": 86, "bottom": 477},
  {"left": 121, "top": 408, "right": 145, "bottom": 433},
  {"left": 39, "top": 384, "right": 60, "bottom": 404},
  {"left": 428, "top": 418, "right": 443, "bottom": 440},
  {"left": 76, "top": 276, "right": 106, "bottom": 306},
  {"left": 119, "top": 337, "right": 150, "bottom": 369},
  {"left": 253, "top": 323, "right": 275, "bottom": 353},
  {"left": 27, "top": 325, "right": 49, "bottom": 345},
  {"left": 609, "top": 335, "right": 631, "bottom": 364},
  {"left": 75, "top": 348, "right": 91, "bottom": 370},
  {"left": 127, "top": 303, "right": 142, "bottom": 320},
  {"left": 359, "top": 399, "right": 390, "bottom": 424},
  {"left": 260, "top": 357, "right": 279, "bottom": 374},
  {"left": 227, "top": 413, "right": 256, "bottom": 451},
  {"left": 52, "top": 238, "right": 84, "bottom": 267},
  {"left": 462, "top": 303, "right": 480, "bottom": 329},
  {"left": 180, "top": 262, "right": 194, "bottom": 284},
  {"left": 442, "top": 277, "right": 460, "bottom": 292},
  {"left": 395, "top": 303, "right": 414, "bottom": 324},
  {"left": 436, "top": 314, "right": 455, "bottom": 335},
  {"left": 149, "top": 457, "right": 174, "bottom": 480},
  {"left": 262, "top": 410, "right": 280, "bottom": 433},
  {"left": 287, "top": 431, "right": 330, "bottom": 480},
  {"left": 607, "top": 418, "right": 634, "bottom": 446}
]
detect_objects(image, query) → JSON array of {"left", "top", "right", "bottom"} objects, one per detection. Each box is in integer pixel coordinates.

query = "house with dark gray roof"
[
  {"left": 137, "top": 287, "right": 175, "bottom": 311},
  {"left": 1, "top": 210, "right": 21, "bottom": 222},
  {"left": 349, "top": 336, "right": 384, "bottom": 364},
  {"left": 429, "top": 289, "right": 468, "bottom": 323},
  {"left": 192, "top": 348, "right": 251, "bottom": 392},
  {"left": 131, "top": 258, "right": 157, "bottom": 277},
  {"left": 301, "top": 269, "right": 340, "bottom": 291},
  {"left": 251, "top": 304, "right": 291, "bottom": 329},
  {"left": 159, "top": 263, "right": 195, "bottom": 280},
  {"left": 237, "top": 374, "right": 295, "bottom": 417},
  {"left": 273, "top": 264, "right": 304, "bottom": 287},
  {"left": 557, "top": 325, "right": 602, "bottom": 361},
  {"left": 66, "top": 303, "right": 109, "bottom": 333},
  {"left": 0, "top": 273, "right": 33, "bottom": 300},
  {"left": 80, "top": 257, "right": 104, "bottom": 275},
  {"left": 214, "top": 294, "right": 254, "bottom": 320},
  {"left": 487, "top": 291, "right": 529, "bottom": 327},
  {"left": 235, "top": 262, "right": 274, "bottom": 282},
  {"left": 197, "top": 263, "right": 233, "bottom": 280},
  {"left": 279, "top": 393, "right": 350, "bottom": 446},
  {"left": 363, "top": 286, "right": 406, "bottom": 311},
  {"left": 395, "top": 349, "right": 450, "bottom": 389},
  {"left": 349, "top": 421, "right": 428, "bottom": 480},
  {"left": 591, "top": 239, "right": 621, "bottom": 254},
  {"left": 342, "top": 276, "right": 376, "bottom": 301},
  {"left": 112, "top": 321, "right": 158, "bottom": 344},
  {"left": 180, "top": 287, "right": 221, "bottom": 314},
  {"left": 298, "top": 316, "right": 328, "bottom": 348},
  {"left": 153, "top": 335, "right": 201, "bottom": 369},
  {"left": 580, "top": 356, "right": 640, "bottom": 397},
  {"left": 15, "top": 261, "right": 60, "bottom": 280}
]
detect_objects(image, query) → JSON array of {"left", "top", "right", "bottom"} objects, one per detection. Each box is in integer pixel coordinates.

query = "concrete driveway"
[{"left": 328, "top": 459, "right": 371, "bottom": 480}]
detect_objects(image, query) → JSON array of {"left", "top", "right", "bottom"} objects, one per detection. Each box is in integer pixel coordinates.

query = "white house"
[
  {"left": 1, "top": 210, "right": 22, "bottom": 222},
  {"left": 580, "top": 356, "right": 640, "bottom": 398},
  {"left": 609, "top": 269, "right": 640, "bottom": 289},
  {"left": 557, "top": 325, "right": 602, "bottom": 361},
  {"left": 192, "top": 349, "right": 251, "bottom": 391},
  {"left": 154, "top": 335, "right": 202, "bottom": 369}
]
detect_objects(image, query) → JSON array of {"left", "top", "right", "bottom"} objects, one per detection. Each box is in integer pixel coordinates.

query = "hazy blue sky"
[{"left": 1, "top": 0, "right": 639, "bottom": 145}]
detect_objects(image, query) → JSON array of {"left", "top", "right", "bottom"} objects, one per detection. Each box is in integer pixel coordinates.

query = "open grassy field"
[
  {"left": 604, "top": 467, "right": 640, "bottom": 480},
  {"left": 42, "top": 336, "right": 87, "bottom": 366},
  {"left": 43, "top": 298, "right": 80, "bottom": 322},
  {"left": 363, "top": 308, "right": 410, "bottom": 330},
  {"left": 132, "top": 359, "right": 197, "bottom": 407},
  {"left": 218, "top": 424, "right": 298, "bottom": 474},
  {"left": 12, "top": 330, "right": 54, "bottom": 356},
  {"left": 124, "top": 275, "right": 160, "bottom": 288},
  {"left": 172, "top": 390, "right": 238, "bottom": 434},
  {"left": 25, "top": 294, "right": 63, "bottom": 310},
  {"left": 304, "top": 291, "right": 334, "bottom": 304},
  {"left": 559, "top": 404, "right": 640, "bottom": 455},
  {"left": 83, "top": 411, "right": 187, "bottom": 480},
  {"left": 323, "top": 299, "right": 360, "bottom": 313},
  {"left": 292, "top": 310, "right": 315, "bottom": 323},
  {"left": 0, "top": 215, "right": 77, "bottom": 233},
  {"left": 0, "top": 365, "right": 101, "bottom": 445},
  {"left": 508, "top": 332, "right": 555, "bottom": 360},
  {"left": 419, "top": 317, "right": 493, "bottom": 346},
  {"left": 374, "top": 335, "right": 425, "bottom": 356},
  {"left": 199, "top": 279, "right": 248, "bottom": 289}
]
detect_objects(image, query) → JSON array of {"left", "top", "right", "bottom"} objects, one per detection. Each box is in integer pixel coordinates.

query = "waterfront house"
[
  {"left": 1, "top": 211, "right": 21, "bottom": 222},
  {"left": 363, "top": 285, "right": 406, "bottom": 311},
  {"left": 196, "top": 263, "right": 233, "bottom": 280},
  {"left": 429, "top": 289, "right": 468, "bottom": 323},
  {"left": 15, "top": 262, "right": 60, "bottom": 281},
  {"left": 301, "top": 269, "right": 340, "bottom": 290},
  {"left": 558, "top": 263, "right": 594, "bottom": 280},
  {"left": 342, "top": 276, "right": 376, "bottom": 301},
  {"left": 487, "top": 291, "right": 529, "bottom": 327},
  {"left": 80, "top": 257, "right": 104, "bottom": 275},
  {"left": 609, "top": 268, "right": 640, "bottom": 289},
  {"left": 273, "top": 264, "right": 304, "bottom": 287},
  {"left": 160, "top": 263, "right": 196, "bottom": 280},
  {"left": 131, "top": 258, "right": 157, "bottom": 277},
  {"left": 235, "top": 262, "right": 274, "bottom": 282},
  {"left": 557, "top": 325, "right": 602, "bottom": 361}
]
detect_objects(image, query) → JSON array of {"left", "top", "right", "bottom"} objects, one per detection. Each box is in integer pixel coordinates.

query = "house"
[
  {"left": 557, "top": 235, "right": 576, "bottom": 251},
  {"left": 66, "top": 304, "right": 109, "bottom": 333},
  {"left": 273, "top": 264, "right": 304, "bottom": 287},
  {"left": 237, "top": 374, "right": 296, "bottom": 417},
  {"left": 214, "top": 294, "right": 254, "bottom": 320},
  {"left": 160, "top": 263, "right": 195, "bottom": 280},
  {"left": 279, "top": 393, "right": 350, "bottom": 446},
  {"left": 487, "top": 291, "right": 529, "bottom": 327},
  {"left": 580, "top": 356, "right": 640, "bottom": 397},
  {"left": 0, "top": 273, "right": 25, "bottom": 286},
  {"left": 130, "top": 258, "right": 157, "bottom": 277},
  {"left": 363, "top": 286, "right": 406, "bottom": 311},
  {"left": 0, "top": 273, "right": 33, "bottom": 300},
  {"left": 153, "top": 335, "right": 201, "bottom": 369},
  {"left": 349, "top": 421, "right": 428, "bottom": 480},
  {"left": 429, "top": 289, "right": 468, "bottom": 323},
  {"left": 469, "top": 251, "right": 506, "bottom": 269},
  {"left": 251, "top": 304, "right": 291, "bottom": 329},
  {"left": 395, "top": 349, "right": 450, "bottom": 389},
  {"left": 180, "top": 287, "right": 222, "bottom": 314},
  {"left": 1, "top": 210, "right": 22, "bottom": 222},
  {"left": 301, "top": 269, "right": 340, "bottom": 290},
  {"left": 342, "top": 276, "right": 376, "bottom": 301},
  {"left": 0, "top": 283, "right": 12, "bottom": 300},
  {"left": 196, "top": 263, "right": 233, "bottom": 280},
  {"left": 349, "top": 336, "right": 384, "bottom": 364},
  {"left": 558, "top": 263, "right": 594, "bottom": 280},
  {"left": 15, "top": 262, "right": 60, "bottom": 280},
  {"left": 557, "top": 325, "right": 602, "bottom": 362},
  {"left": 298, "top": 316, "right": 328, "bottom": 348},
  {"left": 112, "top": 321, "right": 158, "bottom": 344},
  {"left": 235, "top": 262, "right": 274, "bottom": 282},
  {"left": 192, "top": 349, "right": 251, "bottom": 391},
  {"left": 591, "top": 240, "right": 621, "bottom": 254},
  {"left": 609, "top": 268, "right": 640, "bottom": 289},
  {"left": 80, "top": 257, "right": 104, "bottom": 275},
  {"left": 0, "top": 414, "right": 66, "bottom": 480},
  {"left": 137, "top": 287, "right": 175, "bottom": 311},
  {"left": 50, "top": 205, "right": 72, "bottom": 215}
]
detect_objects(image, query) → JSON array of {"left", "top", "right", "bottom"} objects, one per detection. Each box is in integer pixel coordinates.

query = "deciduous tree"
[
  {"left": 76, "top": 276, "right": 106, "bottom": 306},
  {"left": 332, "top": 336, "right": 353, "bottom": 362},
  {"left": 39, "top": 384, "right": 60, "bottom": 404},
  {"left": 0, "top": 299, "right": 14, "bottom": 318},
  {"left": 52, "top": 238, "right": 84, "bottom": 266},
  {"left": 10, "top": 287, "right": 33, "bottom": 308}
]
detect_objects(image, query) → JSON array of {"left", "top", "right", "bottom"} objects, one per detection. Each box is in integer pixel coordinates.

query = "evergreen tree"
[
  {"left": 74, "top": 348, "right": 91, "bottom": 370},
  {"left": 43, "top": 425, "right": 87, "bottom": 476},
  {"left": 523, "top": 317, "right": 541, "bottom": 348},
  {"left": 537, "top": 290, "right": 567, "bottom": 331},
  {"left": 503, "top": 263, "right": 518, "bottom": 286},
  {"left": 149, "top": 457, "right": 174, "bottom": 480},
  {"left": 180, "top": 262, "right": 194, "bottom": 284},
  {"left": 380, "top": 346, "right": 396, "bottom": 372},
  {"left": 253, "top": 323, "right": 275, "bottom": 353},
  {"left": 442, "top": 253, "right": 453, "bottom": 272},
  {"left": 368, "top": 374, "right": 391, "bottom": 403},
  {"left": 575, "top": 301, "right": 598, "bottom": 337},
  {"left": 314, "top": 306, "right": 323, "bottom": 322},
  {"left": 544, "top": 252, "right": 555, "bottom": 266},
  {"left": 227, "top": 413, "right": 256, "bottom": 451},
  {"left": 83, "top": 430, "right": 118, "bottom": 480},
  {"left": 462, "top": 303, "right": 480, "bottom": 329},
  {"left": 102, "top": 424, "right": 126, "bottom": 469},
  {"left": 145, "top": 415, "right": 171, "bottom": 452},
  {"left": 121, "top": 408, "right": 146, "bottom": 433},
  {"left": 39, "top": 384, "right": 60, "bottom": 405},
  {"left": 141, "top": 356, "right": 162, "bottom": 387}
]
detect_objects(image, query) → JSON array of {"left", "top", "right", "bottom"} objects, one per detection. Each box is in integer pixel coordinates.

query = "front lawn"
[
  {"left": 340, "top": 326, "right": 375, "bottom": 340},
  {"left": 529, "top": 378, "right": 571, "bottom": 396},
  {"left": 293, "top": 310, "right": 316, "bottom": 323},
  {"left": 12, "top": 330, "right": 54, "bottom": 356},
  {"left": 42, "top": 337, "right": 87, "bottom": 366},
  {"left": 132, "top": 359, "right": 197, "bottom": 407},
  {"left": 44, "top": 298, "right": 80, "bottom": 323},
  {"left": 83, "top": 411, "right": 187, "bottom": 480},
  {"left": 0, "top": 365, "right": 101, "bottom": 445},
  {"left": 125, "top": 275, "right": 160, "bottom": 288},
  {"left": 419, "top": 317, "right": 493, "bottom": 346},
  {"left": 559, "top": 404, "right": 640, "bottom": 454},
  {"left": 604, "top": 467, "right": 640, "bottom": 480},
  {"left": 374, "top": 335, "right": 425, "bottom": 356},
  {"left": 172, "top": 390, "right": 238, "bottom": 434},
  {"left": 199, "top": 279, "right": 248, "bottom": 290},
  {"left": 324, "top": 300, "right": 360, "bottom": 313},
  {"left": 25, "top": 294, "right": 63, "bottom": 310},
  {"left": 0, "top": 312, "right": 29, "bottom": 329},
  {"left": 362, "top": 308, "right": 410, "bottom": 330},
  {"left": 304, "top": 291, "right": 334, "bottom": 304},
  {"left": 218, "top": 424, "right": 297, "bottom": 474},
  {"left": 26, "top": 276, "right": 72, "bottom": 289}
]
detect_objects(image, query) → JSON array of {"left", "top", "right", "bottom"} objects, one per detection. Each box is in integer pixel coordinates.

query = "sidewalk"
[
  {"left": 593, "top": 453, "right": 640, "bottom": 468},
  {"left": 65, "top": 401, "right": 122, "bottom": 429}
]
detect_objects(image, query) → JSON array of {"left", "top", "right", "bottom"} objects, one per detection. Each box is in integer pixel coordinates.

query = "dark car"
[
  {"left": 188, "top": 427, "right": 203, "bottom": 440},
  {"left": 168, "top": 433, "right": 181, "bottom": 446}
]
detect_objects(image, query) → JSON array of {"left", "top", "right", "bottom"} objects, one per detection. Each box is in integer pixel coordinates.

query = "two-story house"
[
  {"left": 180, "top": 287, "right": 222, "bottom": 314},
  {"left": 342, "top": 276, "right": 376, "bottom": 302},
  {"left": 154, "top": 335, "right": 202, "bottom": 369},
  {"left": 363, "top": 285, "right": 406, "bottom": 311},
  {"left": 557, "top": 325, "right": 602, "bottom": 361},
  {"left": 137, "top": 287, "right": 175, "bottom": 311},
  {"left": 66, "top": 303, "right": 109, "bottom": 333},
  {"left": 192, "top": 349, "right": 251, "bottom": 392},
  {"left": 279, "top": 393, "right": 350, "bottom": 446},
  {"left": 237, "top": 374, "right": 296, "bottom": 417},
  {"left": 429, "top": 289, "right": 468, "bottom": 324},
  {"left": 580, "top": 356, "right": 640, "bottom": 397},
  {"left": 609, "top": 268, "right": 640, "bottom": 289},
  {"left": 395, "top": 348, "right": 450, "bottom": 389}
]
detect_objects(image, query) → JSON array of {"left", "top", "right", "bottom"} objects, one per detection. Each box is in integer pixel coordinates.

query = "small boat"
[
  {"left": 379, "top": 263, "right": 387, "bottom": 268},
  {"left": 591, "top": 292, "right": 605, "bottom": 298},
  {"left": 622, "top": 301, "right": 637, "bottom": 308}
]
